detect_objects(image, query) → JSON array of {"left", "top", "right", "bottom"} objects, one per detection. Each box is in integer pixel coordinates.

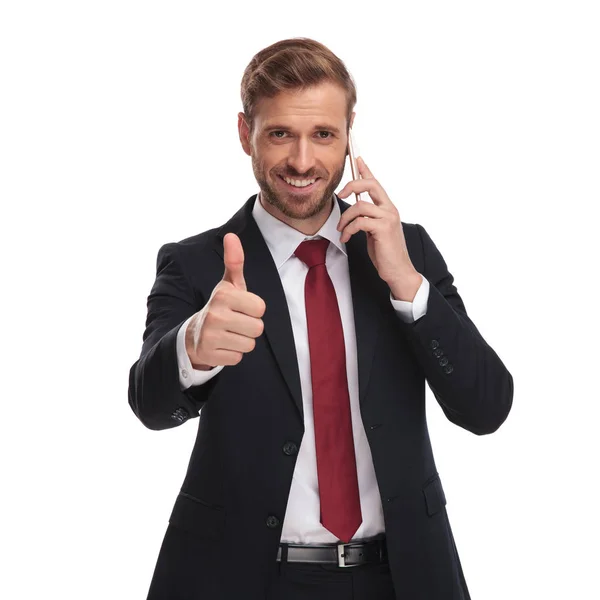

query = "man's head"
[{"left": 238, "top": 38, "right": 357, "bottom": 232}]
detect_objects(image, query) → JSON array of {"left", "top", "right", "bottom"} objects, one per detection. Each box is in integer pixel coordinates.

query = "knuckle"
[
  {"left": 212, "top": 288, "right": 228, "bottom": 305},
  {"left": 203, "top": 326, "right": 216, "bottom": 344},
  {"left": 226, "top": 353, "right": 239, "bottom": 366},
  {"left": 203, "top": 308, "right": 217, "bottom": 325},
  {"left": 255, "top": 297, "right": 267, "bottom": 316},
  {"left": 205, "top": 308, "right": 225, "bottom": 330}
]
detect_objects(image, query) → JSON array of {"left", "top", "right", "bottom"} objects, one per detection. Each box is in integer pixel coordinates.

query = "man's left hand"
[{"left": 337, "top": 157, "right": 420, "bottom": 295}]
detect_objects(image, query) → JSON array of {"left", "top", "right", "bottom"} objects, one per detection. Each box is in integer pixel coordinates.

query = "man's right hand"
[{"left": 185, "top": 233, "right": 266, "bottom": 370}]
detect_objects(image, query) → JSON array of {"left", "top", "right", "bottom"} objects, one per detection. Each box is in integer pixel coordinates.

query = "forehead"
[{"left": 255, "top": 81, "right": 347, "bottom": 129}]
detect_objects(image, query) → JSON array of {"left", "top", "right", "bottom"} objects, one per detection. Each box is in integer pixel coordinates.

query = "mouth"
[{"left": 277, "top": 174, "right": 322, "bottom": 194}]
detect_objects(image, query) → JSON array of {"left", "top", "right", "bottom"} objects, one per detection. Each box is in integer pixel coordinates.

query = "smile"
[{"left": 278, "top": 175, "right": 321, "bottom": 193}]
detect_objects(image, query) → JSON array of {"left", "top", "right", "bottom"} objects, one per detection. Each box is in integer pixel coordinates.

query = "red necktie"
[{"left": 294, "top": 238, "right": 362, "bottom": 543}]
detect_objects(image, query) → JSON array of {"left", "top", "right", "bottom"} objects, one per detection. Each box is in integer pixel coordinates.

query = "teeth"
[{"left": 283, "top": 176, "right": 317, "bottom": 187}]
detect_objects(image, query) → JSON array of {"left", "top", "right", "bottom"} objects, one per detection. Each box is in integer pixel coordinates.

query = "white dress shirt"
[{"left": 176, "top": 192, "right": 430, "bottom": 543}]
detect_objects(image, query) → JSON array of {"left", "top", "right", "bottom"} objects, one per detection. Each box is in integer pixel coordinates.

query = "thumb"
[{"left": 222, "top": 233, "right": 246, "bottom": 291}]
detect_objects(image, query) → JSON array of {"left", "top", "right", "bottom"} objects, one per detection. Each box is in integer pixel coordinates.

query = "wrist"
[{"left": 388, "top": 271, "right": 422, "bottom": 302}]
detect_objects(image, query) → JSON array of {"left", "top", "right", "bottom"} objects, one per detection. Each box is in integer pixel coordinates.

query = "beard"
[{"left": 251, "top": 152, "right": 346, "bottom": 221}]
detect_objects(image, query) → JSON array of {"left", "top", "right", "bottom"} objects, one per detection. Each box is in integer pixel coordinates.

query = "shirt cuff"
[
  {"left": 389, "top": 273, "right": 430, "bottom": 322},
  {"left": 176, "top": 314, "right": 225, "bottom": 389}
]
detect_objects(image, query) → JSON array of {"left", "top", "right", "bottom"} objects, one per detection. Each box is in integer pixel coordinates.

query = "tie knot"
[{"left": 294, "top": 238, "right": 330, "bottom": 268}]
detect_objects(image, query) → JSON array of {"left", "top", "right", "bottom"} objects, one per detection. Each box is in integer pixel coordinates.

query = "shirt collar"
[{"left": 251, "top": 191, "right": 347, "bottom": 270}]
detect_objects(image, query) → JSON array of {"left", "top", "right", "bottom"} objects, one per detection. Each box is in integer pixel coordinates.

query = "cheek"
[
  {"left": 324, "top": 149, "right": 347, "bottom": 170},
  {"left": 262, "top": 152, "right": 287, "bottom": 174}
]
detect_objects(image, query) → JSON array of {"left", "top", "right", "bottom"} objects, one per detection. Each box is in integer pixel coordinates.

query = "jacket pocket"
[
  {"left": 422, "top": 473, "right": 447, "bottom": 516},
  {"left": 168, "top": 491, "right": 226, "bottom": 539}
]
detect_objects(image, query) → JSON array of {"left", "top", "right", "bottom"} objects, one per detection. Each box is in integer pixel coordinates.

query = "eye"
[
  {"left": 270, "top": 131, "right": 287, "bottom": 139},
  {"left": 317, "top": 131, "right": 333, "bottom": 139}
]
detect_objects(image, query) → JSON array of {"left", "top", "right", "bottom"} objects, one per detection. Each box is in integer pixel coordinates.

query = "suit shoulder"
[
  {"left": 176, "top": 226, "right": 221, "bottom": 249},
  {"left": 153, "top": 227, "right": 221, "bottom": 281},
  {"left": 154, "top": 227, "right": 221, "bottom": 261}
]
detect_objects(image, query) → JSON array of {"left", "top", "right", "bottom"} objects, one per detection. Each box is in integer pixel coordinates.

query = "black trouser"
[{"left": 267, "top": 555, "right": 397, "bottom": 599}]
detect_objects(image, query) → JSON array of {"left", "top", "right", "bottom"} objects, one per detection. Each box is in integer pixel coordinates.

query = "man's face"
[{"left": 239, "top": 82, "right": 353, "bottom": 226}]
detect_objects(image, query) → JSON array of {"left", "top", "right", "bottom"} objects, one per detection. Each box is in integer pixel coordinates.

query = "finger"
[
  {"left": 357, "top": 156, "right": 374, "bottom": 178},
  {"left": 224, "top": 288, "right": 267, "bottom": 319},
  {"left": 222, "top": 233, "right": 247, "bottom": 291},
  {"left": 212, "top": 329, "right": 260, "bottom": 354},
  {"left": 337, "top": 200, "right": 383, "bottom": 232},
  {"left": 340, "top": 214, "right": 379, "bottom": 243},
  {"left": 337, "top": 178, "right": 391, "bottom": 208},
  {"left": 337, "top": 177, "right": 378, "bottom": 198},
  {"left": 220, "top": 303, "right": 265, "bottom": 335},
  {"left": 189, "top": 307, "right": 263, "bottom": 354},
  {"left": 201, "top": 347, "right": 246, "bottom": 367}
]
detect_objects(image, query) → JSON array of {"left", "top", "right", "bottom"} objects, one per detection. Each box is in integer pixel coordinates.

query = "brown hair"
[{"left": 240, "top": 37, "right": 357, "bottom": 136}]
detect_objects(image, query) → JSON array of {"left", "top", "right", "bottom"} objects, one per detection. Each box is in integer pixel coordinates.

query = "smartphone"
[{"left": 347, "top": 127, "right": 364, "bottom": 203}]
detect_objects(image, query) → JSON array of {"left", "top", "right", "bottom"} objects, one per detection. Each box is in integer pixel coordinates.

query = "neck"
[{"left": 259, "top": 193, "right": 335, "bottom": 236}]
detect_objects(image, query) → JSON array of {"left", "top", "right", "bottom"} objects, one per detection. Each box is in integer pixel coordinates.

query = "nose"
[{"left": 285, "top": 137, "right": 316, "bottom": 177}]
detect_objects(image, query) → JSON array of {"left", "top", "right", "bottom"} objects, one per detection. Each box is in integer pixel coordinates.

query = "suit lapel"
[
  {"left": 344, "top": 217, "right": 391, "bottom": 412},
  {"left": 212, "top": 194, "right": 388, "bottom": 422}
]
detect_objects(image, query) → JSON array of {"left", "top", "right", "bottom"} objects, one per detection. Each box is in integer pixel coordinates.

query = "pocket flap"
[
  {"left": 169, "top": 491, "right": 226, "bottom": 539},
  {"left": 422, "top": 474, "right": 447, "bottom": 516}
]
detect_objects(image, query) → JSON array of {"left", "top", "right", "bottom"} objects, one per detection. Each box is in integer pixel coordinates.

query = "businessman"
[{"left": 128, "top": 37, "right": 514, "bottom": 600}]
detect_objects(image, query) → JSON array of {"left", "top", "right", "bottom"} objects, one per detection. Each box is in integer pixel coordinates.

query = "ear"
[
  {"left": 349, "top": 111, "right": 356, "bottom": 129},
  {"left": 238, "top": 112, "right": 252, "bottom": 156}
]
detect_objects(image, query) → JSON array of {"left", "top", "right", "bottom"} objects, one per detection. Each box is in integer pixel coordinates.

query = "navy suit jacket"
[{"left": 128, "top": 193, "right": 513, "bottom": 599}]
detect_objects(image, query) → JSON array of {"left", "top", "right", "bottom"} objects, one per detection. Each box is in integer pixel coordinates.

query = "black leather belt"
[{"left": 276, "top": 535, "right": 388, "bottom": 568}]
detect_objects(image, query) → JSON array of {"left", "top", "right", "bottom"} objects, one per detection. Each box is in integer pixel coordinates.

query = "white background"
[{"left": 1, "top": 1, "right": 599, "bottom": 598}]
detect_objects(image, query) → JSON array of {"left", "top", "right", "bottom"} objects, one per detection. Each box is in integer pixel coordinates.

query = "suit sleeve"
[
  {"left": 128, "top": 243, "right": 221, "bottom": 430},
  {"left": 397, "top": 224, "right": 514, "bottom": 435}
]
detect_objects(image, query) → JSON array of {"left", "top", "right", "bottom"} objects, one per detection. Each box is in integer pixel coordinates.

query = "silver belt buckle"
[{"left": 337, "top": 541, "right": 352, "bottom": 567}]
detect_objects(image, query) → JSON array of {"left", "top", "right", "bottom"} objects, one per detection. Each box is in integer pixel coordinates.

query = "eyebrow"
[{"left": 263, "top": 124, "right": 342, "bottom": 134}]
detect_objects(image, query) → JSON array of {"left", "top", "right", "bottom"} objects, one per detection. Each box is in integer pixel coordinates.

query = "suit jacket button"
[
  {"left": 430, "top": 339, "right": 440, "bottom": 349},
  {"left": 433, "top": 348, "right": 444, "bottom": 358},
  {"left": 170, "top": 407, "right": 189, "bottom": 423},
  {"left": 444, "top": 364, "right": 454, "bottom": 374},
  {"left": 282, "top": 442, "right": 298, "bottom": 456},
  {"left": 266, "top": 515, "right": 280, "bottom": 528},
  {"left": 439, "top": 357, "right": 449, "bottom": 367}
]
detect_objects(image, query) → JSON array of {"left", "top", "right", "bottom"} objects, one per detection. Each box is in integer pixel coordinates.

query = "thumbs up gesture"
[
  {"left": 221, "top": 231, "right": 248, "bottom": 291},
  {"left": 185, "top": 233, "right": 266, "bottom": 369}
]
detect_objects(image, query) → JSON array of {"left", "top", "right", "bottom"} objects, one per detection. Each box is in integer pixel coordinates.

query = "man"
[{"left": 128, "top": 38, "right": 513, "bottom": 600}]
